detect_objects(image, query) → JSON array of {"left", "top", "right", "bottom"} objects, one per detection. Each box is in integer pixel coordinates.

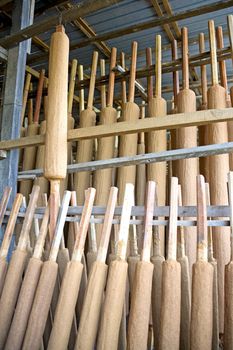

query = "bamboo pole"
[
  {"left": 22, "top": 191, "right": 71, "bottom": 350},
  {"left": 207, "top": 19, "right": 230, "bottom": 333},
  {"left": 0, "top": 185, "right": 40, "bottom": 349},
  {"left": 97, "top": 184, "right": 134, "bottom": 350},
  {"left": 47, "top": 188, "right": 95, "bottom": 350},
  {"left": 198, "top": 33, "right": 209, "bottom": 180},
  {"left": 74, "top": 52, "right": 98, "bottom": 205},
  {"left": 127, "top": 181, "right": 156, "bottom": 350},
  {"left": 75, "top": 187, "right": 118, "bottom": 350},
  {"left": 0, "top": 191, "right": 21, "bottom": 296},
  {"left": 176, "top": 27, "right": 198, "bottom": 274},
  {"left": 94, "top": 48, "right": 117, "bottom": 245},
  {"left": 177, "top": 185, "right": 191, "bottom": 350},
  {"left": 224, "top": 171, "right": 233, "bottom": 349},
  {"left": 190, "top": 175, "right": 214, "bottom": 350},
  {"left": 159, "top": 177, "right": 181, "bottom": 350},
  {"left": 5, "top": 201, "right": 50, "bottom": 350},
  {"left": 205, "top": 182, "right": 219, "bottom": 350},
  {"left": 117, "top": 42, "right": 139, "bottom": 205},
  {"left": 146, "top": 35, "right": 167, "bottom": 256}
]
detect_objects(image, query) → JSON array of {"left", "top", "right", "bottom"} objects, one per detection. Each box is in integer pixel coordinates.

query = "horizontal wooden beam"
[
  {"left": 17, "top": 141, "right": 233, "bottom": 179},
  {"left": 1, "top": 107, "right": 233, "bottom": 151}
]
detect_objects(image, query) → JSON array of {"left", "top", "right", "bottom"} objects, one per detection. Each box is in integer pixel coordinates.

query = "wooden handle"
[
  {"left": 197, "top": 175, "right": 208, "bottom": 261},
  {"left": 182, "top": 27, "right": 189, "bottom": 90},
  {"left": 49, "top": 190, "right": 71, "bottom": 261},
  {"left": 155, "top": 35, "right": 162, "bottom": 98},
  {"left": 97, "top": 187, "right": 118, "bottom": 262},
  {"left": 171, "top": 40, "right": 179, "bottom": 107},
  {"left": 121, "top": 52, "right": 127, "bottom": 104},
  {"left": 199, "top": 33, "right": 207, "bottom": 108},
  {"left": 128, "top": 41, "right": 138, "bottom": 103},
  {"left": 78, "top": 64, "right": 85, "bottom": 113},
  {"left": 228, "top": 172, "right": 233, "bottom": 260},
  {"left": 205, "top": 182, "right": 214, "bottom": 261},
  {"left": 70, "top": 191, "right": 80, "bottom": 244},
  {"left": 87, "top": 51, "right": 99, "bottom": 109},
  {"left": 21, "top": 73, "right": 32, "bottom": 127},
  {"left": 107, "top": 47, "right": 117, "bottom": 107},
  {"left": 146, "top": 47, "right": 153, "bottom": 102},
  {"left": 28, "top": 83, "right": 33, "bottom": 125},
  {"left": 208, "top": 20, "right": 219, "bottom": 86},
  {"left": 88, "top": 214, "right": 97, "bottom": 253},
  {"left": 0, "top": 194, "right": 23, "bottom": 258},
  {"left": 216, "top": 26, "right": 228, "bottom": 90},
  {"left": 139, "top": 101, "right": 145, "bottom": 144},
  {"left": 34, "top": 69, "right": 45, "bottom": 124},
  {"left": 0, "top": 187, "right": 12, "bottom": 229},
  {"left": 167, "top": 177, "right": 178, "bottom": 260},
  {"left": 228, "top": 15, "right": 233, "bottom": 65},
  {"left": 72, "top": 188, "right": 96, "bottom": 261},
  {"left": 141, "top": 181, "right": 156, "bottom": 262},
  {"left": 33, "top": 201, "right": 50, "bottom": 260},
  {"left": 100, "top": 59, "right": 106, "bottom": 109},
  {"left": 178, "top": 184, "right": 185, "bottom": 258},
  {"left": 68, "top": 59, "right": 78, "bottom": 117},
  {"left": 116, "top": 183, "right": 134, "bottom": 260},
  {"left": 17, "top": 185, "right": 40, "bottom": 251}
]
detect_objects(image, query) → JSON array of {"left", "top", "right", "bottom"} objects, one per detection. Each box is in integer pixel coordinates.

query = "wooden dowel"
[
  {"left": 28, "top": 83, "right": 33, "bottom": 125},
  {"left": 107, "top": 47, "right": 117, "bottom": 107},
  {"left": 87, "top": 51, "right": 99, "bottom": 109},
  {"left": 33, "top": 201, "right": 50, "bottom": 260},
  {"left": 197, "top": 175, "right": 208, "bottom": 261},
  {"left": 182, "top": 27, "right": 189, "bottom": 90},
  {"left": 0, "top": 187, "right": 12, "bottom": 228},
  {"left": 128, "top": 41, "right": 138, "bottom": 103},
  {"left": 72, "top": 188, "right": 96, "bottom": 261},
  {"left": 167, "top": 177, "right": 179, "bottom": 260},
  {"left": 121, "top": 52, "right": 127, "bottom": 105},
  {"left": 146, "top": 47, "right": 153, "bottom": 102},
  {"left": 199, "top": 33, "right": 208, "bottom": 109},
  {"left": 21, "top": 73, "right": 32, "bottom": 127},
  {"left": 34, "top": 69, "right": 45, "bottom": 124},
  {"left": 100, "top": 59, "right": 106, "bottom": 109},
  {"left": 68, "top": 59, "right": 78, "bottom": 117},
  {"left": 0, "top": 194, "right": 23, "bottom": 259},
  {"left": 209, "top": 20, "right": 219, "bottom": 86},
  {"left": 171, "top": 39, "right": 179, "bottom": 108},
  {"left": 155, "top": 35, "right": 162, "bottom": 98},
  {"left": 216, "top": 26, "right": 228, "bottom": 91},
  {"left": 78, "top": 64, "right": 85, "bottom": 113}
]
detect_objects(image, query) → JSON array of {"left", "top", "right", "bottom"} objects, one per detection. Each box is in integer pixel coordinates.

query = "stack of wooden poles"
[{"left": 9, "top": 15, "right": 233, "bottom": 349}]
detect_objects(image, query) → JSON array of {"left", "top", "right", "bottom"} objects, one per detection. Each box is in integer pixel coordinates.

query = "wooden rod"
[
  {"left": 87, "top": 51, "right": 99, "bottom": 109},
  {"left": 199, "top": 33, "right": 208, "bottom": 108},
  {"left": 78, "top": 64, "right": 85, "bottom": 113},
  {"left": 107, "top": 47, "right": 117, "bottom": 107},
  {"left": 100, "top": 59, "right": 106, "bottom": 109},
  {"left": 68, "top": 59, "right": 78, "bottom": 117},
  {"left": 182, "top": 27, "right": 189, "bottom": 90},
  {"left": 155, "top": 35, "right": 162, "bottom": 98},
  {"left": 34, "top": 69, "right": 45, "bottom": 124},
  {"left": 128, "top": 41, "right": 138, "bottom": 103},
  {"left": 209, "top": 20, "right": 219, "bottom": 86},
  {"left": 216, "top": 26, "right": 228, "bottom": 90},
  {"left": 197, "top": 175, "right": 208, "bottom": 261},
  {"left": 171, "top": 39, "right": 179, "bottom": 107},
  {"left": 21, "top": 73, "right": 32, "bottom": 127},
  {"left": 121, "top": 52, "right": 127, "bottom": 104},
  {"left": 167, "top": 177, "right": 178, "bottom": 260},
  {"left": 146, "top": 47, "right": 153, "bottom": 102}
]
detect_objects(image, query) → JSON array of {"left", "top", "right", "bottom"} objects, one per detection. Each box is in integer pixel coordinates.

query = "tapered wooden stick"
[
  {"left": 207, "top": 19, "right": 229, "bottom": 333},
  {"left": 47, "top": 188, "right": 95, "bottom": 350},
  {"left": 22, "top": 191, "right": 71, "bottom": 350},
  {"left": 74, "top": 52, "right": 98, "bottom": 205},
  {"left": 75, "top": 187, "right": 118, "bottom": 350},
  {"left": 177, "top": 185, "right": 191, "bottom": 350},
  {"left": 147, "top": 35, "right": 167, "bottom": 257},
  {"left": 117, "top": 42, "right": 139, "bottom": 205},
  {"left": 0, "top": 192, "right": 22, "bottom": 296},
  {"left": 100, "top": 59, "right": 106, "bottom": 109},
  {"left": 5, "top": 201, "right": 50, "bottom": 350},
  {"left": 205, "top": 182, "right": 219, "bottom": 350},
  {"left": 127, "top": 181, "right": 156, "bottom": 350},
  {"left": 198, "top": 33, "right": 209, "bottom": 181},
  {"left": 159, "top": 177, "right": 181, "bottom": 350},
  {"left": 224, "top": 171, "right": 233, "bottom": 349},
  {"left": 0, "top": 185, "right": 40, "bottom": 349},
  {"left": 97, "top": 183, "right": 134, "bottom": 350},
  {"left": 176, "top": 27, "right": 198, "bottom": 275},
  {"left": 190, "top": 175, "right": 213, "bottom": 350},
  {"left": 94, "top": 48, "right": 117, "bottom": 245},
  {"left": 146, "top": 47, "right": 153, "bottom": 102},
  {"left": 78, "top": 64, "right": 85, "bottom": 114},
  {"left": 34, "top": 69, "right": 45, "bottom": 124},
  {"left": 21, "top": 73, "right": 32, "bottom": 127},
  {"left": 121, "top": 52, "right": 127, "bottom": 107}
]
